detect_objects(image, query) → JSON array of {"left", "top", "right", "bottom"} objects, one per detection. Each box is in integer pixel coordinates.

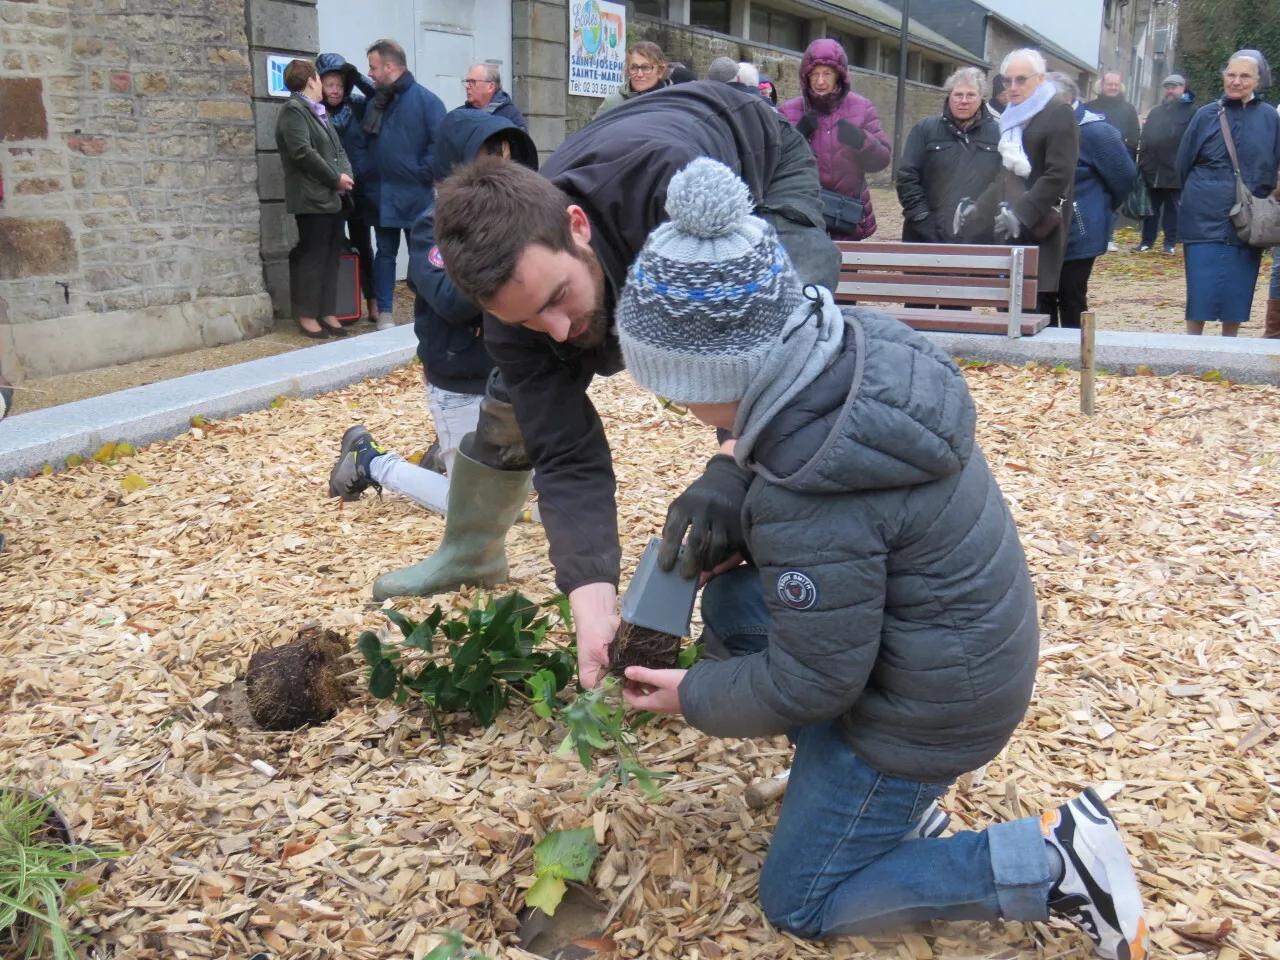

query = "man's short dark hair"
[
  {"left": 367, "top": 39, "right": 407, "bottom": 67},
  {"left": 435, "top": 156, "right": 575, "bottom": 305},
  {"left": 284, "top": 59, "right": 318, "bottom": 93}
]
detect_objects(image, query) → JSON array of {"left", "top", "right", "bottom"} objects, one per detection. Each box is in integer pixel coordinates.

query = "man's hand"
[
  {"left": 570, "top": 582, "right": 619, "bottom": 689},
  {"left": 623, "top": 666, "right": 687, "bottom": 715},
  {"left": 337, "top": 173, "right": 355, "bottom": 191},
  {"left": 659, "top": 454, "right": 753, "bottom": 580}
]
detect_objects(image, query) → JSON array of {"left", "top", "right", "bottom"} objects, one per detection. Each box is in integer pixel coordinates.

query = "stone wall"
[
  {"left": 513, "top": 0, "right": 569, "bottom": 161},
  {"left": 0, "top": 0, "right": 272, "bottom": 380},
  {"left": 565, "top": 16, "right": 950, "bottom": 184}
]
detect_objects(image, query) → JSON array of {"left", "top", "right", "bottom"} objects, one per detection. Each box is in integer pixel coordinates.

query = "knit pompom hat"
[{"left": 617, "top": 158, "right": 806, "bottom": 404}]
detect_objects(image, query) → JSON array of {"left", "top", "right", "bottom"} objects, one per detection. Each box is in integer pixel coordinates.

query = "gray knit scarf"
[{"left": 733, "top": 285, "right": 846, "bottom": 466}]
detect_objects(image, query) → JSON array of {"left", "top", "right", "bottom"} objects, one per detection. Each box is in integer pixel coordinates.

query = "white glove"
[
  {"left": 994, "top": 203, "right": 1021, "bottom": 241},
  {"left": 953, "top": 198, "right": 977, "bottom": 236}
]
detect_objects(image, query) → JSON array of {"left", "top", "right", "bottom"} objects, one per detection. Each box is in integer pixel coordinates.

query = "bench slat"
[
  {"left": 838, "top": 272, "right": 1037, "bottom": 301},
  {"left": 838, "top": 241, "right": 1040, "bottom": 275},
  {"left": 841, "top": 252, "right": 1016, "bottom": 270},
  {"left": 837, "top": 281, "right": 1015, "bottom": 302}
]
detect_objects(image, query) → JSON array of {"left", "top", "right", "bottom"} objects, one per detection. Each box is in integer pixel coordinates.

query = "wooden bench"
[{"left": 833, "top": 241, "right": 1050, "bottom": 338}]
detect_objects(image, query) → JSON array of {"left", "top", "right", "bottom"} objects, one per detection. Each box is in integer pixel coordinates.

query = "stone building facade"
[{"left": 0, "top": 0, "right": 273, "bottom": 380}]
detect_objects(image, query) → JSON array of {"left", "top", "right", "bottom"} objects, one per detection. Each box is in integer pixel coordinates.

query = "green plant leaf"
[
  {"left": 524, "top": 873, "right": 567, "bottom": 916},
  {"left": 534, "top": 828, "right": 599, "bottom": 883},
  {"left": 384, "top": 608, "right": 418, "bottom": 640},
  {"left": 455, "top": 658, "right": 493, "bottom": 693},
  {"left": 677, "top": 643, "right": 704, "bottom": 669},
  {"left": 404, "top": 618, "right": 435, "bottom": 650},
  {"left": 470, "top": 685, "right": 505, "bottom": 726},
  {"left": 369, "top": 659, "right": 398, "bottom": 699},
  {"left": 357, "top": 631, "right": 383, "bottom": 667},
  {"left": 453, "top": 631, "right": 487, "bottom": 669}
]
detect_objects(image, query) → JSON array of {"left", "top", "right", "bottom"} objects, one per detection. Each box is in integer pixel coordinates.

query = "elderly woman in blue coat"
[
  {"left": 1049, "top": 73, "right": 1136, "bottom": 329},
  {"left": 1176, "top": 49, "right": 1280, "bottom": 336}
]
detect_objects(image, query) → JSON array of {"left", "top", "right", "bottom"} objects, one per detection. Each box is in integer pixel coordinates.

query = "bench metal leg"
[{"left": 1007, "top": 246, "right": 1025, "bottom": 338}]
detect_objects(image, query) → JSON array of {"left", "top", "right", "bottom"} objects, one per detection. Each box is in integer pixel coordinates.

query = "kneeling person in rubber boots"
[
  {"left": 328, "top": 110, "right": 539, "bottom": 594},
  {"left": 616, "top": 159, "right": 1149, "bottom": 960}
]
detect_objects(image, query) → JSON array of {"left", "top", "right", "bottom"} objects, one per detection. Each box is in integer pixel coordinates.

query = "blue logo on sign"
[
  {"left": 777, "top": 571, "right": 818, "bottom": 610},
  {"left": 267, "top": 56, "right": 292, "bottom": 98}
]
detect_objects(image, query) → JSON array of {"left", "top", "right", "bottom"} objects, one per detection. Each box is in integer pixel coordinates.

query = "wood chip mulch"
[{"left": 1, "top": 361, "right": 1278, "bottom": 960}]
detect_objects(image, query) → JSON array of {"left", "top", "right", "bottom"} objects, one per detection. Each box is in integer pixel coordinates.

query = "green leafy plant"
[
  {"left": 358, "top": 593, "right": 577, "bottom": 744},
  {"left": 423, "top": 930, "right": 490, "bottom": 960},
  {"left": 0, "top": 789, "right": 123, "bottom": 960},
  {"left": 525, "top": 828, "right": 600, "bottom": 917}
]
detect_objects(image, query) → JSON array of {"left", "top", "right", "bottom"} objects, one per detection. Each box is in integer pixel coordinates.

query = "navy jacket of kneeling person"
[{"left": 408, "top": 111, "right": 539, "bottom": 394}]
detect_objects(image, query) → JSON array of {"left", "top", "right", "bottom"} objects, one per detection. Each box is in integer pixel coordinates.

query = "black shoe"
[
  {"left": 296, "top": 320, "right": 330, "bottom": 340},
  {"left": 328, "top": 426, "right": 385, "bottom": 501},
  {"left": 419, "top": 440, "right": 446, "bottom": 475}
]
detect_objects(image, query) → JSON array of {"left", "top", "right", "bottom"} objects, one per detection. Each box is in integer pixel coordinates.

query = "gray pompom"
[{"left": 665, "top": 158, "right": 754, "bottom": 239}]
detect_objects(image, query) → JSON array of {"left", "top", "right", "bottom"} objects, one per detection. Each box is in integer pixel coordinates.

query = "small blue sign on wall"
[{"left": 267, "top": 54, "right": 294, "bottom": 98}]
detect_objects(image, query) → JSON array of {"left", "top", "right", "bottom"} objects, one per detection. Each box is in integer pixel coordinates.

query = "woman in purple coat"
[{"left": 780, "top": 38, "right": 892, "bottom": 240}]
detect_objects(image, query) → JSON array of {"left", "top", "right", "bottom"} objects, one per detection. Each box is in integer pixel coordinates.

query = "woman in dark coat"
[
  {"left": 1177, "top": 49, "right": 1280, "bottom": 336},
  {"left": 897, "top": 67, "right": 1001, "bottom": 244},
  {"left": 960, "top": 49, "right": 1079, "bottom": 311},
  {"left": 275, "top": 59, "right": 354, "bottom": 338},
  {"left": 318, "top": 53, "right": 378, "bottom": 325},
  {"left": 780, "top": 38, "right": 892, "bottom": 240},
  {"left": 1054, "top": 73, "right": 1136, "bottom": 328}
]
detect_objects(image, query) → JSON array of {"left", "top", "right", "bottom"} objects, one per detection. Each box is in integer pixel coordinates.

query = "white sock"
[{"left": 369, "top": 453, "right": 450, "bottom": 515}]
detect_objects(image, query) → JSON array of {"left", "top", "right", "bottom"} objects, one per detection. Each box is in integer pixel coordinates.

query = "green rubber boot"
[{"left": 372, "top": 450, "right": 531, "bottom": 601}]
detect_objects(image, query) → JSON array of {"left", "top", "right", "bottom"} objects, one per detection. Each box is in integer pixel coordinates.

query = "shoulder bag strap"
[{"left": 1218, "top": 106, "right": 1245, "bottom": 181}]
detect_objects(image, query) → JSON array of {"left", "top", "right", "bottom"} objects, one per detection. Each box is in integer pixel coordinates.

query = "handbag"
[
  {"left": 1119, "top": 176, "right": 1153, "bottom": 220},
  {"left": 1217, "top": 106, "right": 1280, "bottom": 247},
  {"left": 820, "top": 187, "right": 866, "bottom": 235}
]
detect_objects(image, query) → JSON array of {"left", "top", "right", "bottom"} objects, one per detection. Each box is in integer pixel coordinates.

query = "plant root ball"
[
  {"left": 607, "top": 621, "right": 681, "bottom": 678},
  {"left": 245, "top": 626, "right": 351, "bottom": 730}
]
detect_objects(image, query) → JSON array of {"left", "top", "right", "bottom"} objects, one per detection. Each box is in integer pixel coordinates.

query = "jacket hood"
[
  {"left": 800, "top": 38, "right": 849, "bottom": 94},
  {"left": 316, "top": 53, "right": 359, "bottom": 96},
  {"left": 431, "top": 108, "right": 538, "bottom": 182},
  {"left": 748, "top": 309, "right": 976, "bottom": 493}
]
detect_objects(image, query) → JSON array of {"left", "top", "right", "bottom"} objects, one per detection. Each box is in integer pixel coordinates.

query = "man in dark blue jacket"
[
  {"left": 347, "top": 40, "right": 447, "bottom": 323},
  {"left": 464, "top": 63, "right": 528, "bottom": 130},
  {"left": 329, "top": 111, "right": 538, "bottom": 527}
]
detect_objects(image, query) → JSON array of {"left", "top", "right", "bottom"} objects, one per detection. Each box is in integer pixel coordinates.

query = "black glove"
[
  {"left": 836, "top": 119, "right": 867, "bottom": 149},
  {"left": 659, "top": 454, "right": 753, "bottom": 580},
  {"left": 794, "top": 112, "right": 819, "bottom": 140}
]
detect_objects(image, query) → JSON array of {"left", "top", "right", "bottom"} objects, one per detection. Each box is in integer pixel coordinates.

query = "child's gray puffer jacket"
[{"left": 679, "top": 308, "right": 1040, "bottom": 783}]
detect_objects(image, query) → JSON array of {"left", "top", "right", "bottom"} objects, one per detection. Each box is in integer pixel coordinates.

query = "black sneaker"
[
  {"left": 1042, "top": 789, "right": 1149, "bottom": 960},
  {"left": 328, "top": 426, "right": 385, "bottom": 501}
]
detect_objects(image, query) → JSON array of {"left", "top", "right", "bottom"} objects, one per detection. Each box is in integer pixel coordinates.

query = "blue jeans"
[
  {"left": 373, "top": 226, "right": 410, "bottom": 313},
  {"left": 700, "top": 566, "right": 1054, "bottom": 939},
  {"left": 1270, "top": 252, "right": 1280, "bottom": 300}
]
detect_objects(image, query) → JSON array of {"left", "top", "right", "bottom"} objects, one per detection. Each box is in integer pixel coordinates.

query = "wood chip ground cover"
[{"left": 2, "top": 363, "right": 1278, "bottom": 960}]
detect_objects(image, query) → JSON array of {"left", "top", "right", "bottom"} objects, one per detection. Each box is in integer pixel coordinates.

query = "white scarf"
[{"left": 998, "top": 81, "right": 1058, "bottom": 177}]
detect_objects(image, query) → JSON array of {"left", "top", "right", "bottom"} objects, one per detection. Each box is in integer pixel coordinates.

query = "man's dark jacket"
[
  {"left": 1138, "top": 90, "right": 1196, "bottom": 189},
  {"left": 897, "top": 101, "right": 1001, "bottom": 243},
  {"left": 1084, "top": 92, "right": 1141, "bottom": 156},
  {"left": 345, "top": 71, "right": 447, "bottom": 229},
  {"left": 408, "top": 110, "right": 537, "bottom": 394},
  {"left": 482, "top": 80, "right": 840, "bottom": 594},
  {"left": 469, "top": 89, "right": 528, "bottom": 131}
]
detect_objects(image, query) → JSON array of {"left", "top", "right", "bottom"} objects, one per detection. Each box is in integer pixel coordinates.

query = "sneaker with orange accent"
[{"left": 1043, "top": 788, "right": 1149, "bottom": 960}]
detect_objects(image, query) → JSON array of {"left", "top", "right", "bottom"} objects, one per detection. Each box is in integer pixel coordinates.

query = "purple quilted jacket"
[{"left": 780, "top": 38, "right": 892, "bottom": 240}]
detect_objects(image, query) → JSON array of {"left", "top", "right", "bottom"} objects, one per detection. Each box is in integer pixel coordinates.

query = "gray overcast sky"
[{"left": 977, "top": 0, "right": 1104, "bottom": 67}]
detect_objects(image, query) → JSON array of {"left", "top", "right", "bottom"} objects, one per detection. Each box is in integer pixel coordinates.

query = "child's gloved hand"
[
  {"left": 623, "top": 666, "right": 687, "bottom": 715},
  {"left": 659, "top": 454, "right": 752, "bottom": 579}
]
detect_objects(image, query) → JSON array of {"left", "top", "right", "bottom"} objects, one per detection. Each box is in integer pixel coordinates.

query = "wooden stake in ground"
[
  {"left": 1080, "top": 310, "right": 1096, "bottom": 415},
  {"left": 245, "top": 626, "right": 351, "bottom": 730}
]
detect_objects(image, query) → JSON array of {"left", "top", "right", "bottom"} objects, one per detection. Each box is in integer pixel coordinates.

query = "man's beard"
[{"left": 566, "top": 246, "right": 609, "bottom": 350}]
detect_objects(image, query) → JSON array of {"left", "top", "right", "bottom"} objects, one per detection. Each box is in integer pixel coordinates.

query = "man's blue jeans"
[
  {"left": 1270, "top": 252, "right": 1280, "bottom": 300},
  {"left": 373, "top": 226, "right": 411, "bottom": 313},
  {"left": 699, "top": 566, "right": 1054, "bottom": 938}
]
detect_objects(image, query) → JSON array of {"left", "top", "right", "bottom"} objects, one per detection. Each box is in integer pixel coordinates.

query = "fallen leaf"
[
  {"left": 120, "top": 474, "right": 148, "bottom": 492},
  {"left": 93, "top": 442, "right": 117, "bottom": 462},
  {"left": 456, "top": 882, "right": 488, "bottom": 906},
  {"left": 1171, "top": 918, "right": 1232, "bottom": 942},
  {"left": 65, "top": 453, "right": 84, "bottom": 467}
]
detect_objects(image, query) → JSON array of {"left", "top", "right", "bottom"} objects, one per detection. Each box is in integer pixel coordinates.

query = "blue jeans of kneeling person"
[{"left": 700, "top": 565, "right": 1055, "bottom": 938}]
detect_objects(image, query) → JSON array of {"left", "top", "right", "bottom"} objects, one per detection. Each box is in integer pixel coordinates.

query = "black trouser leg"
[
  {"left": 347, "top": 214, "right": 375, "bottom": 303},
  {"left": 1036, "top": 290, "right": 1059, "bottom": 327},
  {"left": 1159, "top": 188, "right": 1180, "bottom": 246},
  {"left": 1056, "top": 257, "right": 1094, "bottom": 329},
  {"left": 318, "top": 213, "right": 344, "bottom": 318},
  {"left": 291, "top": 213, "right": 345, "bottom": 319}
]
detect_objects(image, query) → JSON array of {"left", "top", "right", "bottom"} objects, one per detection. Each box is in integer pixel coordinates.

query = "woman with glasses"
[
  {"left": 897, "top": 67, "right": 1001, "bottom": 244},
  {"left": 1177, "top": 49, "right": 1280, "bottom": 337},
  {"left": 594, "top": 41, "right": 669, "bottom": 119}
]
